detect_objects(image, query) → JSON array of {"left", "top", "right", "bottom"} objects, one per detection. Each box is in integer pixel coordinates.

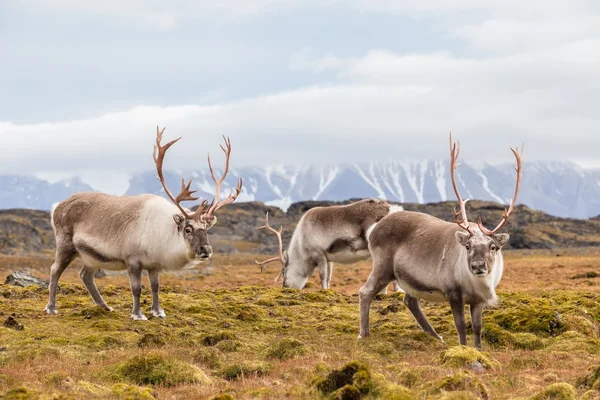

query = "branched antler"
[
  {"left": 254, "top": 212, "right": 286, "bottom": 284},
  {"left": 449, "top": 132, "right": 474, "bottom": 236},
  {"left": 153, "top": 126, "right": 209, "bottom": 219},
  {"left": 202, "top": 135, "right": 243, "bottom": 222},
  {"left": 478, "top": 143, "right": 524, "bottom": 235}
]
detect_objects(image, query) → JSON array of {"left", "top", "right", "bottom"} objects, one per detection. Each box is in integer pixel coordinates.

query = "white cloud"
[{"left": 3, "top": 0, "right": 600, "bottom": 193}]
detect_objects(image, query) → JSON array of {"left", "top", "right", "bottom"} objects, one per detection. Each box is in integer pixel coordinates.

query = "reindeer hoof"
[
  {"left": 151, "top": 309, "right": 167, "bottom": 318},
  {"left": 44, "top": 306, "right": 57, "bottom": 315},
  {"left": 357, "top": 334, "right": 368, "bottom": 340},
  {"left": 103, "top": 306, "right": 114, "bottom": 312},
  {"left": 131, "top": 313, "right": 148, "bottom": 321}
]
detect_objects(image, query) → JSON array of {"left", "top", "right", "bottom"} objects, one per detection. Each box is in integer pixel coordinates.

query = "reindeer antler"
[
  {"left": 202, "top": 135, "right": 243, "bottom": 222},
  {"left": 449, "top": 132, "right": 474, "bottom": 236},
  {"left": 478, "top": 143, "right": 524, "bottom": 235},
  {"left": 255, "top": 212, "right": 286, "bottom": 284},
  {"left": 153, "top": 126, "right": 210, "bottom": 219}
]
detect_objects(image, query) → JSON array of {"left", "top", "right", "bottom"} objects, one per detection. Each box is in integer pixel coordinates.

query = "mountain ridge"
[{"left": 1, "top": 159, "right": 599, "bottom": 219}]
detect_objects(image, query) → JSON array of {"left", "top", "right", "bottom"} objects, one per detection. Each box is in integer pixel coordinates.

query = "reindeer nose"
[
  {"left": 196, "top": 246, "right": 212, "bottom": 259},
  {"left": 470, "top": 261, "right": 487, "bottom": 274}
]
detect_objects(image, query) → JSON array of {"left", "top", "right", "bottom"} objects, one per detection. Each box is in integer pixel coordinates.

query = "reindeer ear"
[
  {"left": 282, "top": 251, "right": 289, "bottom": 265},
  {"left": 455, "top": 231, "right": 470, "bottom": 247},
  {"left": 208, "top": 216, "right": 218, "bottom": 229},
  {"left": 173, "top": 214, "right": 185, "bottom": 230},
  {"left": 494, "top": 233, "right": 510, "bottom": 247}
]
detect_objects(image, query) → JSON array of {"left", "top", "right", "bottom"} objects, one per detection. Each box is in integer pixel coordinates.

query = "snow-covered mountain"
[{"left": 2, "top": 160, "right": 600, "bottom": 219}]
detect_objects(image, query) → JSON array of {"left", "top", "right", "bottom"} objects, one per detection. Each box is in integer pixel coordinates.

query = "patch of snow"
[
  {"left": 477, "top": 172, "right": 504, "bottom": 203},
  {"left": 313, "top": 166, "right": 339, "bottom": 200},
  {"left": 353, "top": 163, "right": 386, "bottom": 199},
  {"left": 434, "top": 160, "right": 447, "bottom": 201},
  {"left": 265, "top": 197, "right": 292, "bottom": 212}
]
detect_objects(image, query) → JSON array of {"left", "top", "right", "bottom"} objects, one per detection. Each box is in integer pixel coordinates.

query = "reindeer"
[
  {"left": 44, "top": 127, "right": 242, "bottom": 320},
  {"left": 357, "top": 133, "right": 523, "bottom": 348},
  {"left": 255, "top": 199, "right": 403, "bottom": 292}
]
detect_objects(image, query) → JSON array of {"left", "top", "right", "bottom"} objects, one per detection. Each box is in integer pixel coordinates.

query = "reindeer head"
[
  {"left": 255, "top": 212, "right": 290, "bottom": 285},
  {"left": 153, "top": 126, "right": 243, "bottom": 260},
  {"left": 449, "top": 132, "right": 523, "bottom": 277}
]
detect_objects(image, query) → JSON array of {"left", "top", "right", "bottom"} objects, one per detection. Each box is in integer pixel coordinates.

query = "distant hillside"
[
  {"left": 1, "top": 199, "right": 600, "bottom": 256},
  {"left": 3, "top": 160, "right": 600, "bottom": 219}
]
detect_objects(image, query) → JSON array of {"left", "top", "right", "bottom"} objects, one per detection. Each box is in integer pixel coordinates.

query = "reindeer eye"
[
  {"left": 465, "top": 244, "right": 470, "bottom": 250},
  {"left": 184, "top": 226, "right": 193, "bottom": 234},
  {"left": 491, "top": 244, "right": 497, "bottom": 251}
]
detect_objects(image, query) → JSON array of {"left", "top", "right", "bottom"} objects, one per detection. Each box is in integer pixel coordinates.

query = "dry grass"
[{"left": 0, "top": 247, "right": 600, "bottom": 399}]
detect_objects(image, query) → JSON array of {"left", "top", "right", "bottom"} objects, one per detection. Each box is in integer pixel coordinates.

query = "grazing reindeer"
[
  {"left": 358, "top": 133, "right": 523, "bottom": 348},
  {"left": 255, "top": 199, "right": 403, "bottom": 292},
  {"left": 45, "top": 127, "right": 242, "bottom": 320}
]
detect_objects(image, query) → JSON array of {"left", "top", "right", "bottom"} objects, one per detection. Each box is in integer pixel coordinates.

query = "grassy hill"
[{"left": 2, "top": 199, "right": 600, "bottom": 256}]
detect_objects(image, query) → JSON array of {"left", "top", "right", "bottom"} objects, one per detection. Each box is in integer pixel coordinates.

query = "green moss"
[
  {"left": 201, "top": 331, "right": 236, "bottom": 346},
  {"left": 529, "top": 383, "right": 577, "bottom": 400},
  {"left": 549, "top": 331, "right": 599, "bottom": 354},
  {"left": 1, "top": 387, "right": 38, "bottom": 400},
  {"left": 111, "top": 354, "right": 210, "bottom": 387},
  {"left": 487, "top": 296, "right": 565, "bottom": 336},
  {"left": 314, "top": 361, "right": 373, "bottom": 397},
  {"left": 581, "top": 390, "right": 600, "bottom": 400},
  {"left": 193, "top": 347, "right": 224, "bottom": 369},
  {"left": 215, "top": 340, "right": 243, "bottom": 353},
  {"left": 435, "top": 392, "right": 480, "bottom": 400},
  {"left": 510, "top": 333, "right": 546, "bottom": 350},
  {"left": 438, "top": 346, "right": 497, "bottom": 370},
  {"left": 44, "top": 371, "right": 69, "bottom": 386},
  {"left": 209, "top": 394, "right": 236, "bottom": 400},
  {"left": 331, "top": 384, "right": 362, "bottom": 400},
  {"left": 578, "top": 363, "right": 600, "bottom": 390},
  {"left": 221, "top": 361, "right": 272, "bottom": 380},
  {"left": 264, "top": 338, "right": 307, "bottom": 361},
  {"left": 378, "top": 384, "right": 413, "bottom": 400},
  {"left": 110, "top": 383, "right": 157, "bottom": 399},
  {"left": 422, "top": 372, "right": 489, "bottom": 400},
  {"left": 137, "top": 334, "right": 166, "bottom": 348}
]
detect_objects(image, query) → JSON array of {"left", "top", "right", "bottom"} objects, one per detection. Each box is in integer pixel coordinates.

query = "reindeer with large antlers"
[
  {"left": 255, "top": 199, "right": 404, "bottom": 292},
  {"left": 45, "top": 127, "right": 242, "bottom": 320},
  {"left": 358, "top": 133, "right": 523, "bottom": 348}
]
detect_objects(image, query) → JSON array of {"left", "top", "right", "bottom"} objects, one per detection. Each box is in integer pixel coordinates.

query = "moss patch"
[
  {"left": 578, "top": 363, "right": 600, "bottom": 390},
  {"left": 221, "top": 361, "right": 272, "bottom": 380},
  {"left": 110, "top": 354, "right": 210, "bottom": 387},
  {"left": 264, "top": 338, "right": 307, "bottom": 361},
  {"left": 202, "top": 332, "right": 236, "bottom": 346},
  {"left": 313, "top": 361, "right": 374, "bottom": 398},
  {"left": 421, "top": 371, "right": 489, "bottom": 400},
  {"left": 438, "top": 346, "right": 497, "bottom": 370},
  {"left": 529, "top": 383, "right": 577, "bottom": 400}
]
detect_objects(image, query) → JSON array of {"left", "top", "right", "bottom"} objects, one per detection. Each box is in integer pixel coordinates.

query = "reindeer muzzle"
[
  {"left": 196, "top": 246, "right": 213, "bottom": 259},
  {"left": 470, "top": 261, "right": 488, "bottom": 276}
]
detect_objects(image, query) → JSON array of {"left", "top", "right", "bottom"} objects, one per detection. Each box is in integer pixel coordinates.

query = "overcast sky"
[{"left": 1, "top": 1, "right": 600, "bottom": 193}]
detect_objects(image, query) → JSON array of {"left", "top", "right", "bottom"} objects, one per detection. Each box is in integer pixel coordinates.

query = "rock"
[
  {"left": 5, "top": 271, "right": 51, "bottom": 289},
  {"left": 4, "top": 314, "right": 24, "bottom": 331},
  {"left": 466, "top": 361, "right": 486, "bottom": 374}
]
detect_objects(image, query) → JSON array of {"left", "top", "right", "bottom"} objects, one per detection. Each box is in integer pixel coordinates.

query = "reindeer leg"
[
  {"left": 45, "top": 243, "right": 76, "bottom": 315},
  {"left": 403, "top": 293, "right": 445, "bottom": 343},
  {"left": 79, "top": 265, "right": 112, "bottom": 311},
  {"left": 316, "top": 256, "right": 329, "bottom": 289},
  {"left": 148, "top": 269, "right": 166, "bottom": 318},
  {"left": 470, "top": 302, "right": 484, "bottom": 349},
  {"left": 326, "top": 262, "right": 334, "bottom": 289},
  {"left": 449, "top": 295, "right": 468, "bottom": 346},
  {"left": 358, "top": 268, "right": 391, "bottom": 339},
  {"left": 127, "top": 264, "right": 147, "bottom": 321},
  {"left": 392, "top": 280, "right": 404, "bottom": 293}
]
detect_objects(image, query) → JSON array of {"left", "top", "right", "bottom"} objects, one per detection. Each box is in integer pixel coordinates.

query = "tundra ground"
[{"left": 1, "top": 248, "right": 600, "bottom": 399}]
